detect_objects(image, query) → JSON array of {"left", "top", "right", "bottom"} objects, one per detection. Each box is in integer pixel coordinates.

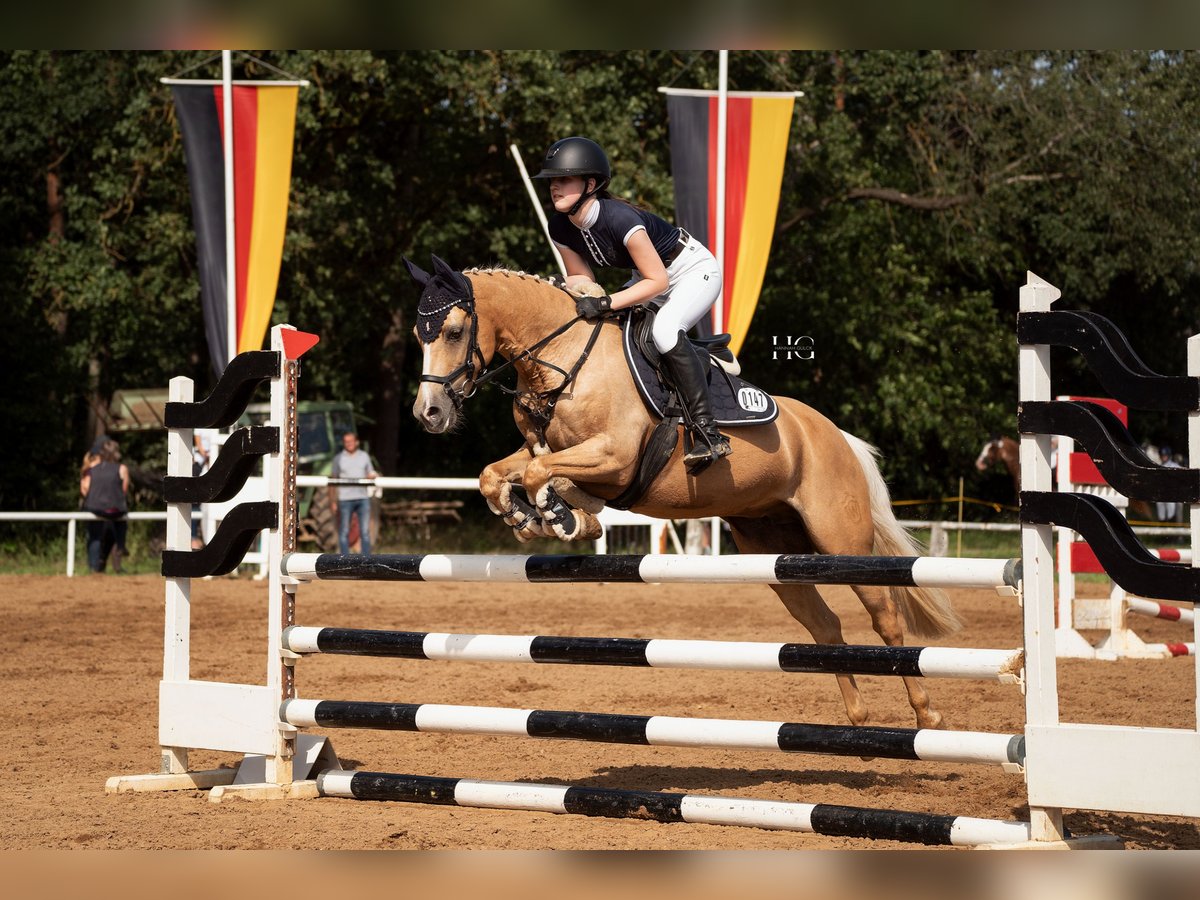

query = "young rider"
[{"left": 533, "top": 136, "right": 731, "bottom": 467}]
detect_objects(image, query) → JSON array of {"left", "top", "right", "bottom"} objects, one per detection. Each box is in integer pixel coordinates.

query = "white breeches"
[{"left": 630, "top": 238, "right": 722, "bottom": 353}]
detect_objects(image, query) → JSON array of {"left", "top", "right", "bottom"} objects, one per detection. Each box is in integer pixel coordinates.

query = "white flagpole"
[
  {"left": 714, "top": 49, "right": 728, "bottom": 335},
  {"left": 222, "top": 50, "right": 236, "bottom": 369},
  {"left": 511, "top": 144, "right": 567, "bottom": 279}
]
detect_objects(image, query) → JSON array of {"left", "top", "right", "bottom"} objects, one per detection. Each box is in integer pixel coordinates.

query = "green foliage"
[{"left": 2, "top": 50, "right": 1198, "bottom": 520}]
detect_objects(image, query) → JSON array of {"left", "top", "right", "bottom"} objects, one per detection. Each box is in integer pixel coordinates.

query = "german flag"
[
  {"left": 172, "top": 84, "right": 299, "bottom": 374},
  {"left": 665, "top": 90, "right": 796, "bottom": 356}
]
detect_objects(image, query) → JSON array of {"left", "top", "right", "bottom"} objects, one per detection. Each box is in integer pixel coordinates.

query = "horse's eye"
[{"left": 447, "top": 326, "right": 463, "bottom": 341}]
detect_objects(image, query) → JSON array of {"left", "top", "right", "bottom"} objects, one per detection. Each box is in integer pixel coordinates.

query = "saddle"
[
  {"left": 621, "top": 305, "right": 779, "bottom": 427},
  {"left": 606, "top": 306, "right": 778, "bottom": 509}
]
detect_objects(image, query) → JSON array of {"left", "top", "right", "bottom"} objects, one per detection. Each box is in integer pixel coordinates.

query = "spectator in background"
[
  {"left": 80, "top": 438, "right": 130, "bottom": 573},
  {"left": 1156, "top": 446, "right": 1184, "bottom": 522},
  {"left": 80, "top": 432, "right": 111, "bottom": 476},
  {"left": 330, "top": 432, "right": 377, "bottom": 555}
]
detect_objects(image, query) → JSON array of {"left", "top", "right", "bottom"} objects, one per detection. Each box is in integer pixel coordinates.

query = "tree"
[{"left": 2, "top": 50, "right": 1197, "bottom": 518}]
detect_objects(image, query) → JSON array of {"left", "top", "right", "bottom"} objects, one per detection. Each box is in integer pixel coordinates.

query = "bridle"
[
  {"left": 418, "top": 286, "right": 606, "bottom": 442},
  {"left": 417, "top": 297, "right": 488, "bottom": 412}
]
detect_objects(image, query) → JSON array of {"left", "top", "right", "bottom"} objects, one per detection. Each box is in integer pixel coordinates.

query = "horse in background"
[
  {"left": 974, "top": 435, "right": 1020, "bottom": 498},
  {"left": 976, "top": 433, "right": 1165, "bottom": 522}
]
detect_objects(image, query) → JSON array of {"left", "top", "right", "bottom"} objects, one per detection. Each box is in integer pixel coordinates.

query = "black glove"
[{"left": 574, "top": 294, "right": 613, "bottom": 319}]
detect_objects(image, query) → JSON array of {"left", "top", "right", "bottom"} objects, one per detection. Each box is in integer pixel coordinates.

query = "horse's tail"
[{"left": 841, "top": 431, "right": 963, "bottom": 638}]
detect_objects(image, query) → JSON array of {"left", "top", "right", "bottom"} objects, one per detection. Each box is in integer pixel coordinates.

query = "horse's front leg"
[
  {"left": 480, "top": 445, "right": 547, "bottom": 543},
  {"left": 522, "top": 436, "right": 634, "bottom": 542}
]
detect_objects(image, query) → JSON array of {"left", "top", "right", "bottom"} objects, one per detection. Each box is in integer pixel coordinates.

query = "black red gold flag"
[
  {"left": 665, "top": 91, "right": 795, "bottom": 354},
  {"left": 172, "top": 84, "right": 298, "bottom": 374}
]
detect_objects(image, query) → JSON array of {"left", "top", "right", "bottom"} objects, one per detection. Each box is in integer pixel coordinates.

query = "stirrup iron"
[{"left": 682, "top": 423, "right": 731, "bottom": 474}]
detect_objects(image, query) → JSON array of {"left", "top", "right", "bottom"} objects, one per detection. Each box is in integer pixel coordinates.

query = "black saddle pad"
[{"left": 620, "top": 309, "right": 779, "bottom": 428}]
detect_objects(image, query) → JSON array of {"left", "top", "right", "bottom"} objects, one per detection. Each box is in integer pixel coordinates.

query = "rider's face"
[{"left": 549, "top": 176, "right": 593, "bottom": 213}]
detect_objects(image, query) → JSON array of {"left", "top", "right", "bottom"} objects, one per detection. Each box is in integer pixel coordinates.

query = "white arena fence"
[{"left": 1, "top": 481, "right": 716, "bottom": 578}]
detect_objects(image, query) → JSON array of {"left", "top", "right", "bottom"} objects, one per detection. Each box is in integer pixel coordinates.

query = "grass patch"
[
  {"left": 905, "top": 526, "right": 1021, "bottom": 560},
  {"left": 0, "top": 519, "right": 167, "bottom": 576}
]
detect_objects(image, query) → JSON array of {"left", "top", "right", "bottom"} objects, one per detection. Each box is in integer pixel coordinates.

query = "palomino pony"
[{"left": 406, "top": 256, "right": 960, "bottom": 730}]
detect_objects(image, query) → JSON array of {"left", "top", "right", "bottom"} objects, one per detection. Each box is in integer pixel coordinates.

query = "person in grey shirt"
[{"left": 330, "top": 432, "right": 377, "bottom": 554}]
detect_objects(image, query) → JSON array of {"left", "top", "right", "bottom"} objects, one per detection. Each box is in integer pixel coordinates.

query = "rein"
[{"left": 499, "top": 316, "right": 606, "bottom": 445}]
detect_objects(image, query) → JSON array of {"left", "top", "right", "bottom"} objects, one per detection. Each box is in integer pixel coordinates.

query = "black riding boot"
[{"left": 661, "top": 336, "right": 732, "bottom": 468}]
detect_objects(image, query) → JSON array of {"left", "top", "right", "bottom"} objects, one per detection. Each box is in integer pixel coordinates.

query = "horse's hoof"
[
  {"left": 498, "top": 485, "right": 545, "bottom": 532},
  {"left": 488, "top": 483, "right": 516, "bottom": 517},
  {"left": 550, "top": 517, "right": 581, "bottom": 541},
  {"left": 919, "top": 711, "right": 945, "bottom": 730},
  {"left": 535, "top": 485, "right": 578, "bottom": 538},
  {"left": 507, "top": 508, "right": 543, "bottom": 530}
]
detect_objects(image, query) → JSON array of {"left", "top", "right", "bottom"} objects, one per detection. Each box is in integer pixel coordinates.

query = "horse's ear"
[
  {"left": 431, "top": 254, "right": 472, "bottom": 294},
  {"left": 403, "top": 256, "right": 431, "bottom": 287}
]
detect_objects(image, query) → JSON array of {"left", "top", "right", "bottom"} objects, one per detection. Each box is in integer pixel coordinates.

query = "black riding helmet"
[{"left": 533, "top": 137, "right": 611, "bottom": 215}]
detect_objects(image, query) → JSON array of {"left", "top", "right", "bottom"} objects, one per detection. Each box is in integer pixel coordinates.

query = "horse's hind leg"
[
  {"left": 729, "top": 516, "right": 943, "bottom": 730},
  {"left": 774, "top": 582, "right": 873, "bottom": 727},
  {"left": 726, "top": 519, "right": 870, "bottom": 727},
  {"left": 792, "top": 480, "right": 940, "bottom": 734},
  {"left": 801, "top": 508, "right": 944, "bottom": 730},
  {"left": 848, "top": 583, "right": 942, "bottom": 730}
]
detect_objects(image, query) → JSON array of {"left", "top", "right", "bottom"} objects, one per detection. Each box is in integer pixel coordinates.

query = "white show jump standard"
[
  {"left": 281, "top": 552, "right": 1021, "bottom": 591},
  {"left": 281, "top": 699, "right": 1025, "bottom": 767},
  {"left": 282, "top": 626, "right": 1024, "bottom": 682},
  {"left": 316, "top": 770, "right": 1035, "bottom": 848}
]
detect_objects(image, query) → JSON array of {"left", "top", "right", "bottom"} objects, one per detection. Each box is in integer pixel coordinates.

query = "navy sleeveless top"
[{"left": 549, "top": 199, "right": 682, "bottom": 270}]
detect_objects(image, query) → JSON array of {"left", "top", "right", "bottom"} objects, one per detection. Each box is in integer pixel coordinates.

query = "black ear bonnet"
[{"left": 405, "top": 255, "right": 475, "bottom": 344}]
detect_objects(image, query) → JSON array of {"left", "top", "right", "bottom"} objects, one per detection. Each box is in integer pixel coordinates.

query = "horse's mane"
[{"left": 464, "top": 266, "right": 559, "bottom": 289}]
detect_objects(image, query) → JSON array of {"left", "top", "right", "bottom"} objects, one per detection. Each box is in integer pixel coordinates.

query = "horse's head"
[
  {"left": 974, "top": 436, "right": 1002, "bottom": 472},
  {"left": 975, "top": 434, "right": 1023, "bottom": 478},
  {"left": 405, "top": 254, "right": 492, "bottom": 434}
]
